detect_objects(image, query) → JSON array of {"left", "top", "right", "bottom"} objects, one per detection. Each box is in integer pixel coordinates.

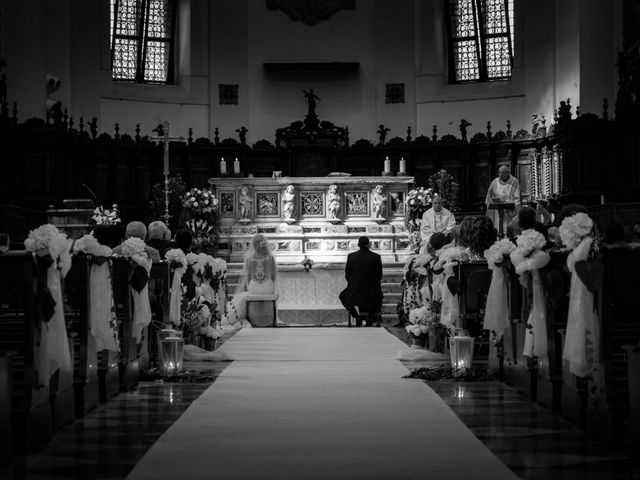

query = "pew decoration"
[
  {"left": 404, "top": 187, "right": 434, "bottom": 232},
  {"left": 433, "top": 247, "right": 468, "bottom": 330},
  {"left": 559, "top": 213, "right": 601, "bottom": 377},
  {"left": 482, "top": 239, "right": 516, "bottom": 340},
  {"left": 73, "top": 234, "right": 119, "bottom": 351},
  {"left": 119, "top": 237, "right": 152, "bottom": 343},
  {"left": 509, "top": 229, "right": 550, "bottom": 358},
  {"left": 24, "top": 224, "right": 74, "bottom": 386},
  {"left": 165, "top": 248, "right": 188, "bottom": 326}
]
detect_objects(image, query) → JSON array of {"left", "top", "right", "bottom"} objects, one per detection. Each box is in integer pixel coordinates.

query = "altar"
[{"left": 208, "top": 175, "right": 414, "bottom": 263}]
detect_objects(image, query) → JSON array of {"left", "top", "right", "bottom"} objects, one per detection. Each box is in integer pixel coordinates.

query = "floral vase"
[{"left": 410, "top": 334, "right": 427, "bottom": 348}]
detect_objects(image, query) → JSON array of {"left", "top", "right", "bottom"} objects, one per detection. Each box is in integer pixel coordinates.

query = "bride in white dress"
[{"left": 224, "top": 234, "right": 278, "bottom": 327}]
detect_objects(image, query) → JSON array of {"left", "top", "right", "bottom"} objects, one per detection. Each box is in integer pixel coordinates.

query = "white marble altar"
[
  {"left": 208, "top": 175, "right": 413, "bottom": 263},
  {"left": 276, "top": 264, "right": 347, "bottom": 326}
]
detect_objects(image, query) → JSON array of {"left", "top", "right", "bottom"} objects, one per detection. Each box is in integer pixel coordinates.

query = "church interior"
[{"left": 1, "top": 0, "right": 640, "bottom": 479}]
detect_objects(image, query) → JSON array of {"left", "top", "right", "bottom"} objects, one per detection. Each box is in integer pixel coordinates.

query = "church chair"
[
  {"left": 0, "top": 252, "right": 53, "bottom": 453},
  {"left": 456, "top": 262, "right": 492, "bottom": 361},
  {"left": 245, "top": 294, "right": 278, "bottom": 327}
]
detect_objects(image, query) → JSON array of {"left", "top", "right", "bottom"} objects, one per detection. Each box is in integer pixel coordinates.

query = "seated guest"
[
  {"left": 112, "top": 221, "right": 161, "bottom": 262},
  {"left": 506, "top": 217, "right": 521, "bottom": 243},
  {"left": 603, "top": 221, "right": 628, "bottom": 248},
  {"left": 147, "top": 220, "right": 174, "bottom": 257},
  {"left": 458, "top": 216, "right": 478, "bottom": 249},
  {"left": 420, "top": 195, "right": 456, "bottom": 253},
  {"left": 546, "top": 226, "right": 562, "bottom": 249},
  {"left": 518, "top": 205, "right": 537, "bottom": 231},
  {"left": 442, "top": 225, "right": 460, "bottom": 250},
  {"left": 467, "top": 217, "right": 497, "bottom": 260},
  {"left": 175, "top": 228, "right": 193, "bottom": 253}
]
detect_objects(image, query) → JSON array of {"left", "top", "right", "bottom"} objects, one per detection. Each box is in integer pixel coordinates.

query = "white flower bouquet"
[
  {"left": 182, "top": 187, "right": 218, "bottom": 215},
  {"left": 559, "top": 212, "right": 593, "bottom": 250},
  {"left": 406, "top": 305, "right": 438, "bottom": 337},
  {"left": 510, "top": 230, "right": 549, "bottom": 276},
  {"left": 92, "top": 204, "right": 121, "bottom": 225},
  {"left": 24, "top": 224, "right": 73, "bottom": 274},
  {"left": 404, "top": 186, "right": 434, "bottom": 231},
  {"left": 484, "top": 238, "right": 516, "bottom": 266},
  {"left": 165, "top": 248, "right": 187, "bottom": 270},
  {"left": 74, "top": 233, "right": 112, "bottom": 258}
]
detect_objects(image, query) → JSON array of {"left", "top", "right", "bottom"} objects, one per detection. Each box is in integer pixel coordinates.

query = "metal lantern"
[
  {"left": 159, "top": 336, "right": 184, "bottom": 376},
  {"left": 449, "top": 335, "right": 475, "bottom": 376},
  {"left": 157, "top": 328, "right": 182, "bottom": 368}
]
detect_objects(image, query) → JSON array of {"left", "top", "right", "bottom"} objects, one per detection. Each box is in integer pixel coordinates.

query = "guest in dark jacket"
[
  {"left": 339, "top": 236, "right": 383, "bottom": 327},
  {"left": 112, "top": 221, "right": 161, "bottom": 262}
]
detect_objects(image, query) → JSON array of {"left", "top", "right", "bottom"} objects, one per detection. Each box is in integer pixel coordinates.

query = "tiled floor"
[{"left": 0, "top": 325, "right": 637, "bottom": 480}]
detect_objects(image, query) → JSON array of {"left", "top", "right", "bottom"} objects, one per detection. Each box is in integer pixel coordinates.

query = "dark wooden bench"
[
  {"left": 63, "top": 255, "right": 100, "bottom": 416},
  {"left": 0, "top": 252, "right": 53, "bottom": 452},
  {"left": 0, "top": 351, "right": 13, "bottom": 466}
]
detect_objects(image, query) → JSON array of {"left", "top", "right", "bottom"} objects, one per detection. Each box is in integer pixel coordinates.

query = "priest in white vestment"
[
  {"left": 485, "top": 166, "right": 521, "bottom": 235},
  {"left": 420, "top": 195, "right": 456, "bottom": 253}
]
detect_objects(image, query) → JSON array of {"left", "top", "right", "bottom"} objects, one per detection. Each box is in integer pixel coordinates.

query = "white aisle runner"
[{"left": 128, "top": 329, "right": 518, "bottom": 480}]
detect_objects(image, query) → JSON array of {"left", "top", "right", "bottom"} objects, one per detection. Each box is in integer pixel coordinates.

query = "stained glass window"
[
  {"left": 447, "top": 0, "right": 514, "bottom": 83},
  {"left": 110, "top": 0, "right": 176, "bottom": 84}
]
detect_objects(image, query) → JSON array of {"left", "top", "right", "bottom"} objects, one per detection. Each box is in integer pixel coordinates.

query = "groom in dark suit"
[{"left": 339, "top": 236, "right": 383, "bottom": 327}]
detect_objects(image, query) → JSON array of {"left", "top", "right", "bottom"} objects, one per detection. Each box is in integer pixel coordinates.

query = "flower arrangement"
[
  {"left": 92, "top": 204, "right": 121, "bottom": 225},
  {"left": 484, "top": 238, "right": 516, "bottom": 266},
  {"left": 404, "top": 186, "right": 434, "bottom": 231},
  {"left": 181, "top": 293, "right": 212, "bottom": 334},
  {"left": 24, "top": 224, "right": 72, "bottom": 261},
  {"left": 165, "top": 248, "right": 187, "bottom": 270},
  {"left": 182, "top": 187, "right": 218, "bottom": 216},
  {"left": 406, "top": 305, "right": 437, "bottom": 338},
  {"left": 73, "top": 233, "right": 113, "bottom": 259},
  {"left": 559, "top": 212, "right": 594, "bottom": 250},
  {"left": 186, "top": 218, "right": 217, "bottom": 254}
]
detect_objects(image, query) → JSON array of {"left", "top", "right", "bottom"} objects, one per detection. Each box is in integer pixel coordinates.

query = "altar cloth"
[{"left": 127, "top": 329, "right": 518, "bottom": 480}]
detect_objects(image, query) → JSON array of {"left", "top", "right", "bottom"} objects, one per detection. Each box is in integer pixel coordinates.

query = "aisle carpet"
[{"left": 127, "top": 329, "right": 518, "bottom": 480}]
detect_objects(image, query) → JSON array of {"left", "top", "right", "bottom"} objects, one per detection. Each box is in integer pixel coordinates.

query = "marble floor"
[{"left": 0, "top": 325, "right": 637, "bottom": 480}]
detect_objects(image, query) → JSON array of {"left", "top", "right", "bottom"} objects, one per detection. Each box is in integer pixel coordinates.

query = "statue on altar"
[
  {"left": 282, "top": 185, "right": 296, "bottom": 220},
  {"left": 485, "top": 165, "right": 521, "bottom": 235},
  {"left": 239, "top": 186, "right": 253, "bottom": 220},
  {"left": 303, "top": 88, "right": 320, "bottom": 118},
  {"left": 327, "top": 184, "right": 341, "bottom": 219},
  {"left": 372, "top": 185, "right": 387, "bottom": 218}
]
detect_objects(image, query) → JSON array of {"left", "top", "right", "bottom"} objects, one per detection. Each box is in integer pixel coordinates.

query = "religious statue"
[
  {"left": 303, "top": 88, "right": 320, "bottom": 118},
  {"left": 371, "top": 185, "right": 387, "bottom": 218},
  {"left": 282, "top": 185, "right": 296, "bottom": 220},
  {"left": 485, "top": 165, "right": 521, "bottom": 236},
  {"left": 377, "top": 124, "right": 390, "bottom": 145},
  {"left": 327, "top": 185, "right": 341, "bottom": 219},
  {"left": 238, "top": 186, "right": 253, "bottom": 220},
  {"left": 236, "top": 126, "right": 248, "bottom": 145},
  {"left": 459, "top": 119, "right": 471, "bottom": 141}
]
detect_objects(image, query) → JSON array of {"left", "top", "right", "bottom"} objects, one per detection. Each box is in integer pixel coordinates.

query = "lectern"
[{"left": 488, "top": 202, "right": 516, "bottom": 237}]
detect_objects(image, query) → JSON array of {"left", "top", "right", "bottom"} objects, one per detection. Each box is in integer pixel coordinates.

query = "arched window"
[
  {"left": 446, "top": 0, "right": 514, "bottom": 83},
  {"left": 110, "top": 0, "right": 177, "bottom": 84}
]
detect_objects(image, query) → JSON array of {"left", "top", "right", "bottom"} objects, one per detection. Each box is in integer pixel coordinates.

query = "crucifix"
[{"left": 149, "top": 121, "right": 186, "bottom": 224}]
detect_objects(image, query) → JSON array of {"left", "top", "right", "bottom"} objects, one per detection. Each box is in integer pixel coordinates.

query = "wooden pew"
[
  {"left": 538, "top": 250, "right": 570, "bottom": 414},
  {"left": 502, "top": 269, "right": 536, "bottom": 399},
  {"left": 455, "top": 261, "right": 492, "bottom": 366},
  {"left": 0, "top": 351, "right": 13, "bottom": 466},
  {"left": 623, "top": 343, "right": 640, "bottom": 453},
  {"left": 589, "top": 246, "right": 640, "bottom": 447},
  {"left": 64, "top": 255, "right": 100, "bottom": 416},
  {"left": 0, "top": 252, "right": 52, "bottom": 452},
  {"left": 112, "top": 258, "right": 169, "bottom": 391}
]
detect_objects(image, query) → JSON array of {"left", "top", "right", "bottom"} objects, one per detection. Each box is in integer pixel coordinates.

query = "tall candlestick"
[
  {"left": 220, "top": 157, "right": 227, "bottom": 175},
  {"left": 600, "top": 195, "right": 605, "bottom": 205},
  {"left": 384, "top": 156, "right": 391, "bottom": 173},
  {"left": 399, "top": 157, "right": 406, "bottom": 173},
  {"left": 163, "top": 143, "right": 169, "bottom": 176},
  {"left": 234, "top": 157, "right": 240, "bottom": 174}
]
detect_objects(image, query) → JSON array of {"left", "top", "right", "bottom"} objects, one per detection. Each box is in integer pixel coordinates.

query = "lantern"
[
  {"left": 159, "top": 336, "right": 184, "bottom": 376},
  {"left": 449, "top": 335, "right": 475, "bottom": 376},
  {"left": 157, "top": 328, "right": 182, "bottom": 367}
]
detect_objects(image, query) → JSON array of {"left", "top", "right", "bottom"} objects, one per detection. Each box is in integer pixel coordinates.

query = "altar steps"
[{"left": 224, "top": 263, "right": 405, "bottom": 324}]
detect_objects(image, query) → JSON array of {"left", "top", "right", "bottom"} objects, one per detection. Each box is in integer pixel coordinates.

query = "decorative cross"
[{"left": 148, "top": 121, "right": 187, "bottom": 224}]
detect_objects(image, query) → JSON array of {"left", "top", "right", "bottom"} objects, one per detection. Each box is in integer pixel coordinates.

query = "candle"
[
  {"left": 234, "top": 158, "right": 240, "bottom": 174},
  {"left": 384, "top": 156, "right": 390, "bottom": 173},
  {"left": 220, "top": 157, "right": 227, "bottom": 174},
  {"left": 601, "top": 195, "right": 605, "bottom": 205},
  {"left": 399, "top": 157, "right": 406, "bottom": 173}
]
